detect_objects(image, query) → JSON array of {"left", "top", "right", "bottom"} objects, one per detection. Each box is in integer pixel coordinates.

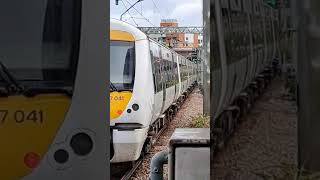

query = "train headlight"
[
  {"left": 70, "top": 133, "right": 93, "bottom": 156},
  {"left": 53, "top": 149, "right": 69, "bottom": 164},
  {"left": 132, "top": 104, "right": 139, "bottom": 111}
]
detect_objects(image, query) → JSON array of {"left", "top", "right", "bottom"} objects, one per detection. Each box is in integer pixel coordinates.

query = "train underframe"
[{"left": 212, "top": 58, "right": 280, "bottom": 154}]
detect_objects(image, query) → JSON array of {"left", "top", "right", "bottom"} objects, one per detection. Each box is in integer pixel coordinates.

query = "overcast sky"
[{"left": 110, "top": 0, "right": 203, "bottom": 27}]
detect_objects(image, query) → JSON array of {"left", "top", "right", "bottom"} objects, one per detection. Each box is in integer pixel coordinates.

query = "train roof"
[
  {"left": 110, "top": 19, "right": 196, "bottom": 64},
  {"left": 110, "top": 19, "right": 148, "bottom": 41}
]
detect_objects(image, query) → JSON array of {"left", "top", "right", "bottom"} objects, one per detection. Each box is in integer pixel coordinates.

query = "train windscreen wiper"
[
  {"left": 22, "top": 86, "right": 73, "bottom": 97},
  {"left": 0, "top": 57, "right": 23, "bottom": 93},
  {"left": 110, "top": 82, "right": 118, "bottom": 92}
]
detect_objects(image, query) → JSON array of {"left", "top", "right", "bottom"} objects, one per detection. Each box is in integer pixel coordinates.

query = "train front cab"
[
  {"left": 0, "top": 1, "right": 108, "bottom": 180},
  {"left": 109, "top": 24, "right": 153, "bottom": 163}
]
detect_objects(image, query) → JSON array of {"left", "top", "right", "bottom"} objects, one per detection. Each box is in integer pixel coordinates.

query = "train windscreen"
[
  {"left": 0, "top": 0, "right": 81, "bottom": 90},
  {"left": 110, "top": 41, "right": 135, "bottom": 91}
]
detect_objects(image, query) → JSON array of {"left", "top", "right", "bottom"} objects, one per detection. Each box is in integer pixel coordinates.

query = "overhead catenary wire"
[
  {"left": 124, "top": 0, "right": 156, "bottom": 27},
  {"left": 151, "top": 0, "right": 161, "bottom": 14},
  {"left": 121, "top": 0, "right": 139, "bottom": 26}
]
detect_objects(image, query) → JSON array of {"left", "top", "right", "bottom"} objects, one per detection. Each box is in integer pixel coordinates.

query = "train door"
[
  {"left": 186, "top": 60, "right": 190, "bottom": 87},
  {"left": 176, "top": 55, "right": 182, "bottom": 96},
  {"left": 172, "top": 54, "right": 179, "bottom": 101},
  {"left": 150, "top": 41, "right": 163, "bottom": 121},
  {"left": 183, "top": 58, "right": 187, "bottom": 92},
  {"left": 158, "top": 46, "right": 166, "bottom": 115},
  {"left": 179, "top": 57, "right": 184, "bottom": 93},
  {"left": 163, "top": 49, "right": 174, "bottom": 111}
]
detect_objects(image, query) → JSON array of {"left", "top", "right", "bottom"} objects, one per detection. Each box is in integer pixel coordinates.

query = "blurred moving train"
[
  {"left": 205, "top": 0, "right": 281, "bottom": 149},
  {"left": 110, "top": 19, "right": 199, "bottom": 163},
  {"left": 0, "top": 1, "right": 108, "bottom": 180}
]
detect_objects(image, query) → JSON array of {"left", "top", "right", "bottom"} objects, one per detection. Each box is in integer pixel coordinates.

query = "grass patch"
[{"left": 191, "top": 114, "right": 210, "bottom": 128}]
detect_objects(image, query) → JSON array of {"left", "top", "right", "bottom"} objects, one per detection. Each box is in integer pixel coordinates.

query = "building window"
[{"left": 186, "top": 37, "right": 188, "bottom": 41}]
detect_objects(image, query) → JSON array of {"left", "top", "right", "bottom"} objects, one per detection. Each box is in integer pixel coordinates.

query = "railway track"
[
  {"left": 110, "top": 83, "right": 198, "bottom": 180},
  {"left": 110, "top": 158, "right": 144, "bottom": 180}
]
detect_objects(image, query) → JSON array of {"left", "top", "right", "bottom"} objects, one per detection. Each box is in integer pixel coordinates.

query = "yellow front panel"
[
  {"left": 110, "top": 91, "right": 132, "bottom": 120},
  {"left": 110, "top": 30, "right": 135, "bottom": 42},
  {"left": 0, "top": 94, "right": 70, "bottom": 180}
]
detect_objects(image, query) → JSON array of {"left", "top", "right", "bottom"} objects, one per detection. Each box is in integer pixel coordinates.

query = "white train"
[
  {"left": 110, "top": 19, "right": 198, "bottom": 163},
  {"left": 205, "top": 0, "right": 280, "bottom": 149}
]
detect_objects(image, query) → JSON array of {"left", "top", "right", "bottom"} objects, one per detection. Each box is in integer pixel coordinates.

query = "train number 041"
[{"left": 0, "top": 110, "right": 44, "bottom": 124}]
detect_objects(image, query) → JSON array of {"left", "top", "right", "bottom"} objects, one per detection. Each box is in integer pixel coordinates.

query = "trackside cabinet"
[{"left": 168, "top": 128, "right": 210, "bottom": 180}]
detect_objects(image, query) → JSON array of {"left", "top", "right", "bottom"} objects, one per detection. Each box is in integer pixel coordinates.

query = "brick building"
[{"left": 157, "top": 19, "right": 202, "bottom": 48}]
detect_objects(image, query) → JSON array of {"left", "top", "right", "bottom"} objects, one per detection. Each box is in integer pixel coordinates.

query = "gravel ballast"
[
  {"left": 130, "top": 88, "right": 204, "bottom": 180},
  {"left": 212, "top": 78, "right": 298, "bottom": 180}
]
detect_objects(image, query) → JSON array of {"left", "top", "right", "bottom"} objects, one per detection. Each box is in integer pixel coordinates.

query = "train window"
[
  {"left": 168, "top": 60, "right": 172, "bottom": 87},
  {"left": 150, "top": 41, "right": 162, "bottom": 93},
  {"left": 0, "top": 0, "right": 81, "bottom": 89},
  {"left": 168, "top": 60, "right": 173, "bottom": 87},
  {"left": 150, "top": 50, "right": 157, "bottom": 93}
]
